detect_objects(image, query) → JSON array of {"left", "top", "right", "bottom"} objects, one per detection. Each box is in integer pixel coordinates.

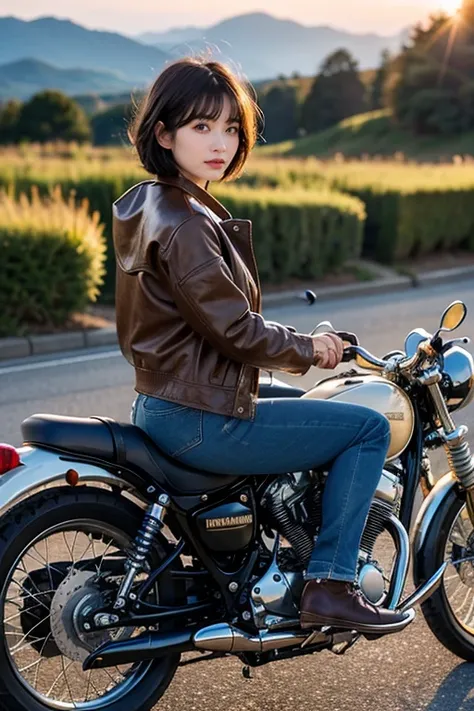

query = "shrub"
[
  {"left": 213, "top": 185, "right": 366, "bottom": 282},
  {"left": 0, "top": 186, "right": 105, "bottom": 336},
  {"left": 322, "top": 163, "right": 474, "bottom": 262}
]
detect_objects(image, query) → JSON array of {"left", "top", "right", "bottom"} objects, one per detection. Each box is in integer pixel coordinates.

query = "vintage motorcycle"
[{"left": 0, "top": 298, "right": 473, "bottom": 711}]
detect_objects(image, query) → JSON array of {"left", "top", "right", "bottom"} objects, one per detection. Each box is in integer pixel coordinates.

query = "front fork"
[{"left": 426, "top": 379, "right": 474, "bottom": 524}]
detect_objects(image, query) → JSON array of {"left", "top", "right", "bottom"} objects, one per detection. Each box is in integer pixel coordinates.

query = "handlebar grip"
[
  {"left": 337, "top": 331, "right": 359, "bottom": 347},
  {"left": 341, "top": 346, "right": 357, "bottom": 363}
]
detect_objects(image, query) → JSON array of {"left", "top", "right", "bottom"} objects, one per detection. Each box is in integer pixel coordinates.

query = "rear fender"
[{"left": 0, "top": 446, "right": 148, "bottom": 517}]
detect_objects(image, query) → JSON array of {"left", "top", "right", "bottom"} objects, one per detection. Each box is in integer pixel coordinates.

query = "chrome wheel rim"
[
  {"left": 443, "top": 503, "right": 474, "bottom": 634},
  {"left": 2, "top": 519, "right": 153, "bottom": 709}
]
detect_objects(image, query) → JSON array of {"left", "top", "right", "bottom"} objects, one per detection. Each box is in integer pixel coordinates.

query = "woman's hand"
[{"left": 311, "top": 333, "right": 344, "bottom": 369}]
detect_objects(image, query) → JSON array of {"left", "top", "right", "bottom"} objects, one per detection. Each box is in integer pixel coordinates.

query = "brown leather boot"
[{"left": 300, "top": 579, "right": 412, "bottom": 635}]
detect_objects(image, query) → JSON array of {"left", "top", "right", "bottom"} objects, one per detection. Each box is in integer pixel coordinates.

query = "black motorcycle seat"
[
  {"left": 21, "top": 382, "right": 304, "bottom": 495},
  {"left": 21, "top": 414, "right": 241, "bottom": 495}
]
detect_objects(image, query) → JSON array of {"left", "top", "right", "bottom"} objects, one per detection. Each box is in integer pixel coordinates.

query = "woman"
[{"left": 113, "top": 57, "right": 409, "bottom": 633}]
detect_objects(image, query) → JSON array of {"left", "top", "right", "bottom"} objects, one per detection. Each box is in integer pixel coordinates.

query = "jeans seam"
[
  {"left": 172, "top": 410, "right": 203, "bottom": 457},
  {"left": 142, "top": 404, "right": 188, "bottom": 417},
  {"left": 327, "top": 440, "right": 362, "bottom": 579}
]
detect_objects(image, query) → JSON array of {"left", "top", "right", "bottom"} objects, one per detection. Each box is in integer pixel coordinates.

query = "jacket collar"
[{"left": 155, "top": 174, "right": 232, "bottom": 221}]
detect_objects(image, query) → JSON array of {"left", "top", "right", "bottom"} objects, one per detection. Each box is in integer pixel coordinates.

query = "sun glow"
[{"left": 438, "top": 0, "right": 462, "bottom": 14}]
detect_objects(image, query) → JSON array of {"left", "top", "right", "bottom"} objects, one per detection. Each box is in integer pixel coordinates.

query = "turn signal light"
[{"left": 0, "top": 444, "right": 21, "bottom": 475}]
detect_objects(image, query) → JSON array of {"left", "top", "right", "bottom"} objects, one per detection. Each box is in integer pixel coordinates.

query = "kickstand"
[{"left": 242, "top": 665, "right": 253, "bottom": 679}]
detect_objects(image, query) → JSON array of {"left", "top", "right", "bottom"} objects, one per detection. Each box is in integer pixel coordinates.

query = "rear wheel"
[{"left": 0, "top": 487, "right": 183, "bottom": 711}]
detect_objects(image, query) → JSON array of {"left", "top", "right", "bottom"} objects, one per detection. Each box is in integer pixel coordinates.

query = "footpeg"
[{"left": 331, "top": 630, "right": 359, "bottom": 655}]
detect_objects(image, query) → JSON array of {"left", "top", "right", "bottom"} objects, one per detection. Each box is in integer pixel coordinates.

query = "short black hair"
[{"left": 128, "top": 57, "right": 261, "bottom": 181}]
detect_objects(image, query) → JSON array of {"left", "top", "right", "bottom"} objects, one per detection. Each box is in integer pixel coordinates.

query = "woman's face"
[{"left": 157, "top": 95, "right": 241, "bottom": 188}]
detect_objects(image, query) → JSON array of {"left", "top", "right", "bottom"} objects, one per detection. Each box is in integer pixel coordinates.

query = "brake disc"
[{"left": 50, "top": 569, "right": 111, "bottom": 663}]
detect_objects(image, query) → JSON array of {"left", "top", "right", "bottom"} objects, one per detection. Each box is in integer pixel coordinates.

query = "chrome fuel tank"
[{"left": 302, "top": 374, "right": 415, "bottom": 461}]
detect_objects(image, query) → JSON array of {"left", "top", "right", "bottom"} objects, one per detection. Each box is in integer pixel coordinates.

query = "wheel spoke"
[
  {"left": 10, "top": 614, "right": 51, "bottom": 652},
  {"left": 2, "top": 516, "right": 153, "bottom": 708},
  {"left": 34, "top": 632, "right": 52, "bottom": 689}
]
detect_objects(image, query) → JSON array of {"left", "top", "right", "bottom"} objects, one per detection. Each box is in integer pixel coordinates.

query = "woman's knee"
[{"left": 358, "top": 407, "right": 391, "bottom": 443}]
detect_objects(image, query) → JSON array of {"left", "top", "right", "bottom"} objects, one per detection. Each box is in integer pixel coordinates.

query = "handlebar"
[{"left": 300, "top": 291, "right": 470, "bottom": 374}]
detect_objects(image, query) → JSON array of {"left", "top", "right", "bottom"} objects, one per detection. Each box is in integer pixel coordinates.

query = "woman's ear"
[{"left": 154, "top": 121, "right": 173, "bottom": 150}]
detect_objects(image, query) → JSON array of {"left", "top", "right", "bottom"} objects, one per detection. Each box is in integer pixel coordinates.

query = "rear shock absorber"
[{"left": 114, "top": 494, "right": 170, "bottom": 610}]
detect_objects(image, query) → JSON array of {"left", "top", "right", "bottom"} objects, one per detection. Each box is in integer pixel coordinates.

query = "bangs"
[
  {"left": 176, "top": 87, "right": 241, "bottom": 128},
  {"left": 129, "top": 57, "right": 260, "bottom": 180}
]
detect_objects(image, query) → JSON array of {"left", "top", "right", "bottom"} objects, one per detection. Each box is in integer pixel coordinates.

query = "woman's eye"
[
  {"left": 227, "top": 126, "right": 239, "bottom": 134},
  {"left": 195, "top": 123, "right": 209, "bottom": 132}
]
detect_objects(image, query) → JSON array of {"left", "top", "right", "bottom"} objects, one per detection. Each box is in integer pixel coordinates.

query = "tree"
[
  {"left": 390, "top": 2, "right": 474, "bottom": 133},
  {"left": 16, "top": 90, "right": 91, "bottom": 143},
  {"left": 259, "top": 85, "right": 299, "bottom": 144},
  {"left": 0, "top": 99, "right": 23, "bottom": 144},
  {"left": 91, "top": 103, "right": 132, "bottom": 145},
  {"left": 301, "top": 49, "right": 367, "bottom": 134},
  {"left": 370, "top": 49, "right": 391, "bottom": 110}
]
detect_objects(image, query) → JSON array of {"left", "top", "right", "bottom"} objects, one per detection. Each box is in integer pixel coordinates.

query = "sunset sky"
[{"left": 0, "top": 0, "right": 463, "bottom": 35}]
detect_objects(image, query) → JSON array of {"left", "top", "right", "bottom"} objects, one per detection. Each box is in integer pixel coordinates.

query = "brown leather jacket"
[{"left": 113, "top": 175, "right": 314, "bottom": 420}]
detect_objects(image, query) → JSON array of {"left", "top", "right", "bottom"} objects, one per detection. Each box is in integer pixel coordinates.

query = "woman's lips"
[{"left": 205, "top": 160, "right": 225, "bottom": 169}]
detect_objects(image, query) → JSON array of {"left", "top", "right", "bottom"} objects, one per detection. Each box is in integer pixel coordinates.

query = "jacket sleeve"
[{"left": 160, "top": 214, "right": 315, "bottom": 375}]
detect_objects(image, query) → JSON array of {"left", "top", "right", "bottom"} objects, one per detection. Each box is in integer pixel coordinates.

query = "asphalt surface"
[{"left": 1, "top": 280, "right": 474, "bottom": 710}]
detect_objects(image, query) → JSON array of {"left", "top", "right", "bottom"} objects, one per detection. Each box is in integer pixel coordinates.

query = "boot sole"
[{"left": 300, "top": 607, "right": 415, "bottom": 636}]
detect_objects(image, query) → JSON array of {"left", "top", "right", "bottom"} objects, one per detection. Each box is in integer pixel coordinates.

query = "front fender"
[
  {"left": 412, "top": 470, "right": 463, "bottom": 578},
  {"left": 0, "top": 446, "right": 141, "bottom": 517}
]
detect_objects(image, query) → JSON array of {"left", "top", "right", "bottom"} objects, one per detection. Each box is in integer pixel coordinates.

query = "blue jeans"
[{"left": 132, "top": 395, "right": 390, "bottom": 582}]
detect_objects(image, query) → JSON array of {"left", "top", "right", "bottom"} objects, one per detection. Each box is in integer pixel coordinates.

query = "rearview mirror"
[{"left": 439, "top": 301, "right": 467, "bottom": 333}]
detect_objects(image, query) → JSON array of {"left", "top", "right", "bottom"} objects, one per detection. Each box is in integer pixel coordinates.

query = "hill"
[
  {"left": 0, "top": 59, "right": 133, "bottom": 100},
  {"left": 0, "top": 16, "right": 169, "bottom": 85},
  {"left": 259, "top": 110, "right": 474, "bottom": 161},
  {"left": 255, "top": 70, "right": 376, "bottom": 101},
  {"left": 137, "top": 12, "right": 407, "bottom": 79}
]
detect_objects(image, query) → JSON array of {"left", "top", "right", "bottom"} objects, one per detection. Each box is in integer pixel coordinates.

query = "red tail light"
[{"left": 0, "top": 444, "right": 21, "bottom": 475}]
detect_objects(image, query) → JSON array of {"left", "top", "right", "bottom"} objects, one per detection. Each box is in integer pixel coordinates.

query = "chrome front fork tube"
[{"left": 427, "top": 381, "right": 474, "bottom": 525}]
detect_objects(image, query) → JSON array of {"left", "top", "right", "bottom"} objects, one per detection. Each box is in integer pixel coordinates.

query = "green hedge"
[
  {"left": 5, "top": 152, "right": 474, "bottom": 271},
  {"left": 213, "top": 186, "right": 365, "bottom": 282},
  {"left": 0, "top": 170, "right": 365, "bottom": 298},
  {"left": 0, "top": 187, "right": 105, "bottom": 336},
  {"left": 326, "top": 168, "right": 474, "bottom": 262},
  {"left": 1, "top": 175, "right": 135, "bottom": 302}
]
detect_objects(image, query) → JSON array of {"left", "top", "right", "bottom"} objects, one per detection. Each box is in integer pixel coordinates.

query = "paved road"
[{"left": 1, "top": 280, "right": 474, "bottom": 710}]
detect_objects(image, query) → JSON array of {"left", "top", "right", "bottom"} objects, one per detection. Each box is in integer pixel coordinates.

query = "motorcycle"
[{"left": 0, "top": 297, "right": 473, "bottom": 711}]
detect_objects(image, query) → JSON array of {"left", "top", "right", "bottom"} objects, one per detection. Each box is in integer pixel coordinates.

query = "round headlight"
[{"left": 442, "top": 346, "right": 474, "bottom": 412}]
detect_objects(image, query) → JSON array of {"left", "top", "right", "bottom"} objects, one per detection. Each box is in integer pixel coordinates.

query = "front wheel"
[
  {"left": 0, "top": 487, "right": 182, "bottom": 711},
  {"left": 417, "top": 489, "right": 474, "bottom": 661}
]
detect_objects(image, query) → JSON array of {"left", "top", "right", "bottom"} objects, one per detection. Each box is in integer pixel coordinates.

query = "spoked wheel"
[
  {"left": 419, "top": 493, "right": 474, "bottom": 661},
  {"left": 0, "top": 487, "right": 183, "bottom": 711}
]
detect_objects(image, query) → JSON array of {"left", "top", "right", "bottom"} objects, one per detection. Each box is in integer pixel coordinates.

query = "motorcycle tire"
[
  {"left": 0, "top": 486, "right": 184, "bottom": 711},
  {"left": 416, "top": 488, "right": 474, "bottom": 661}
]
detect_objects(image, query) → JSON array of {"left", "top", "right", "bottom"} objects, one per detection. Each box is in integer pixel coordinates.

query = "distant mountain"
[
  {"left": 137, "top": 12, "right": 408, "bottom": 78},
  {"left": 0, "top": 59, "right": 134, "bottom": 100},
  {"left": 0, "top": 16, "right": 170, "bottom": 84},
  {"left": 137, "top": 26, "right": 203, "bottom": 47}
]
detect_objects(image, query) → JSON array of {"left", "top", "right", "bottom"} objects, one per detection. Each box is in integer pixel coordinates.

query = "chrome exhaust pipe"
[
  {"left": 385, "top": 514, "right": 410, "bottom": 609},
  {"left": 84, "top": 623, "right": 308, "bottom": 669},
  {"left": 193, "top": 623, "right": 307, "bottom": 653},
  {"left": 395, "top": 562, "right": 447, "bottom": 613}
]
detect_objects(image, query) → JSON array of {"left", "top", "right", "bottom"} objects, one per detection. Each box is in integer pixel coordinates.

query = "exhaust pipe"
[
  {"left": 193, "top": 623, "right": 307, "bottom": 653},
  {"left": 396, "top": 562, "right": 447, "bottom": 613},
  {"left": 84, "top": 623, "right": 308, "bottom": 670},
  {"left": 84, "top": 630, "right": 195, "bottom": 669}
]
